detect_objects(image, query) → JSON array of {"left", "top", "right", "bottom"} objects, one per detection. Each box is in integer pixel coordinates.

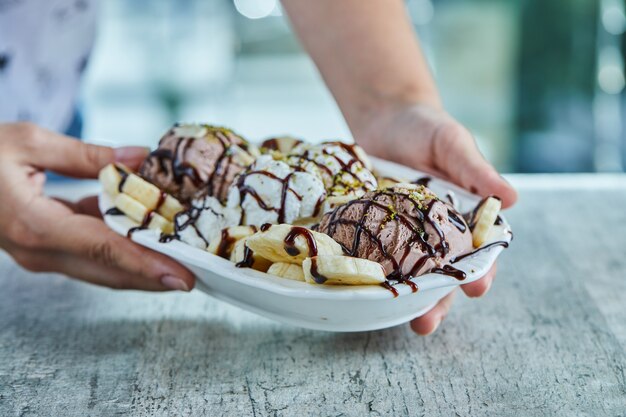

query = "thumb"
[
  {"left": 435, "top": 123, "right": 517, "bottom": 208},
  {"left": 24, "top": 126, "right": 148, "bottom": 178}
]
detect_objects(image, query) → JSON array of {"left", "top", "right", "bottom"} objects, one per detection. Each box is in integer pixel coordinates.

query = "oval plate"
[{"left": 99, "top": 157, "right": 512, "bottom": 332}]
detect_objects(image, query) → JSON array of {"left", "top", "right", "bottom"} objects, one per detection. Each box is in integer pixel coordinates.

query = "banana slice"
[
  {"left": 261, "top": 136, "right": 302, "bottom": 154},
  {"left": 99, "top": 163, "right": 130, "bottom": 197},
  {"left": 207, "top": 226, "right": 257, "bottom": 257},
  {"left": 230, "top": 144, "right": 256, "bottom": 166},
  {"left": 230, "top": 239, "right": 272, "bottom": 272},
  {"left": 119, "top": 173, "right": 184, "bottom": 221},
  {"left": 245, "top": 224, "right": 343, "bottom": 265},
  {"left": 325, "top": 194, "right": 358, "bottom": 212},
  {"left": 302, "top": 256, "right": 386, "bottom": 285},
  {"left": 267, "top": 262, "right": 305, "bottom": 282},
  {"left": 471, "top": 196, "right": 502, "bottom": 247},
  {"left": 377, "top": 176, "right": 405, "bottom": 189},
  {"left": 114, "top": 193, "right": 173, "bottom": 234},
  {"left": 351, "top": 144, "right": 373, "bottom": 171}
]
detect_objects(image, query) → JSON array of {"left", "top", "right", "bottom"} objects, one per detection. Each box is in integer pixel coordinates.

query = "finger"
[
  {"left": 48, "top": 214, "right": 195, "bottom": 291},
  {"left": 461, "top": 263, "right": 496, "bottom": 298},
  {"left": 75, "top": 196, "right": 102, "bottom": 218},
  {"left": 433, "top": 123, "right": 518, "bottom": 208},
  {"left": 17, "top": 124, "right": 148, "bottom": 178},
  {"left": 11, "top": 248, "right": 188, "bottom": 291},
  {"left": 50, "top": 196, "right": 101, "bottom": 218},
  {"left": 410, "top": 290, "right": 457, "bottom": 336}
]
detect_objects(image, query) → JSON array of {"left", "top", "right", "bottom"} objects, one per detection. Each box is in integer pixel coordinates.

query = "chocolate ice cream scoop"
[
  {"left": 316, "top": 184, "right": 473, "bottom": 281},
  {"left": 140, "top": 124, "right": 255, "bottom": 203}
]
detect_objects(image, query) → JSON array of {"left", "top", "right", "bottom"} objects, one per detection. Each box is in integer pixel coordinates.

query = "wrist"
[{"left": 345, "top": 87, "right": 442, "bottom": 147}]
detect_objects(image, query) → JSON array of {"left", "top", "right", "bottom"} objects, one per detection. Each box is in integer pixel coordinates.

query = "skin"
[
  {"left": 282, "top": 0, "right": 517, "bottom": 335},
  {"left": 0, "top": 0, "right": 517, "bottom": 335},
  {"left": 0, "top": 123, "right": 195, "bottom": 292}
]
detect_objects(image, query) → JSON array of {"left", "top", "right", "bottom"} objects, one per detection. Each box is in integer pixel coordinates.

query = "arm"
[
  {"left": 283, "top": 0, "right": 517, "bottom": 335},
  {"left": 282, "top": 0, "right": 442, "bottom": 127}
]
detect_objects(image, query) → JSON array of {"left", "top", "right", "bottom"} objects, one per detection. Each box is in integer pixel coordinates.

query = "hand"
[
  {"left": 0, "top": 123, "right": 195, "bottom": 291},
  {"left": 356, "top": 103, "right": 518, "bottom": 335}
]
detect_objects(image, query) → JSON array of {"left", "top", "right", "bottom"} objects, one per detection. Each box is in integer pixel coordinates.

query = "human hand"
[
  {"left": 355, "top": 103, "right": 518, "bottom": 335},
  {"left": 0, "top": 123, "right": 195, "bottom": 291}
]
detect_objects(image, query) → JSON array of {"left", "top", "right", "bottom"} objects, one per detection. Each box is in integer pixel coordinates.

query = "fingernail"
[
  {"left": 114, "top": 146, "right": 150, "bottom": 164},
  {"left": 161, "top": 275, "right": 190, "bottom": 292}
]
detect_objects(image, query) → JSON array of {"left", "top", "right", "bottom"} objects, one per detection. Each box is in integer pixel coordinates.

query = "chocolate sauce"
[
  {"left": 105, "top": 207, "right": 124, "bottom": 216},
  {"left": 447, "top": 209, "right": 467, "bottom": 233},
  {"left": 413, "top": 176, "right": 432, "bottom": 187},
  {"left": 288, "top": 146, "right": 375, "bottom": 194},
  {"left": 309, "top": 258, "right": 327, "bottom": 284},
  {"left": 451, "top": 240, "right": 509, "bottom": 264},
  {"left": 322, "top": 190, "right": 471, "bottom": 283},
  {"left": 159, "top": 234, "right": 177, "bottom": 243},
  {"left": 403, "top": 279, "right": 418, "bottom": 293},
  {"left": 380, "top": 282, "right": 399, "bottom": 298},
  {"left": 115, "top": 164, "right": 130, "bottom": 193},
  {"left": 467, "top": 195, "right": 501, "bottom": 230},
  {"left": 431, "top": 265, "right": 466, "bottom": 280},
  {"left": 284, "top": 226, "right": 318, "bottom": 257},
  {"left": 217, "top": 228, "right": 236, "bottom": 259},
  {"left": 495, "top": 215, "right": 503, "bottom": 226},
  {"left": 235, "top": 245, "right": 254, "bottom": 268},
  {"left": 236, "top": 170, "right": 304, "bottom": 224},
  {"left": 260, "top": 223, "right": 272, "bottom": 232}
]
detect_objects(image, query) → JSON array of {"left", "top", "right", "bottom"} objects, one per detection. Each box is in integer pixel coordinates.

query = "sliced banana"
[
  {"left": 351, "top": 144, "right": 373, "bottom": 171},
  {"left": 324, "top": 194, "right": 358, "bottom": 212},
  {"left": 302, "top": 256, "right": 386, "bottom": 285},
  {"left": 114, "top": 193, "right": 173, "bottom": 234},
  {"left": 245, "top": 224, "right": 343, "bottom": 265},
  {"left": 230, "top": 144, "right": 256, "bottom": 166},
  {"left": 471, "top": 196, "right": 502, "bottom": 247},
  {"left": 119, "top": 173, "right": 184, "bottom": 221},
  {"left": 230, "top": 239, "right": 272, "bottom": 272},
  {"left": 261, "top": 136, "right": 302, "bottom": 154},
  {"left": 207, "top": 226, "right": 257, "bottom": 257},
  {"left": 99, "top": 163, "right": 129, "bottom": 197},
  {"left": 267, "top": 262, "right": 305, "bottom": 282},
  {"left": 376, "top": 176, "right": 405, "bottom": 189}
]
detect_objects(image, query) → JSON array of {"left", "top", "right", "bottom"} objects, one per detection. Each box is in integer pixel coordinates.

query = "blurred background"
[{"left": 81, "top": 0, "right": 623, "bottom": 173}]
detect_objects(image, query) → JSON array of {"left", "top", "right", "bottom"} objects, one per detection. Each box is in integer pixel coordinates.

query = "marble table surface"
[{"left": 1, "top": 175, "right": 625, "bottom": 416}]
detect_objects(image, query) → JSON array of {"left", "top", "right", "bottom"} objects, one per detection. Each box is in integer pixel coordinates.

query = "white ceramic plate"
[{"left": 99, "top": 157, "right": 512, "bottom": 332}]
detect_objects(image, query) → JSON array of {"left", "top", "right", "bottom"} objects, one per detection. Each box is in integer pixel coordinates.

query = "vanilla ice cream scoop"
[
  {"left": 286, "top": 141, "right": 377, "bottom": 197},
  {"left": 173, "top": 196, "right": 241, "bottom": 249},
  {"left": 226, "top": 154, "right": 327, "bottom": 226}
]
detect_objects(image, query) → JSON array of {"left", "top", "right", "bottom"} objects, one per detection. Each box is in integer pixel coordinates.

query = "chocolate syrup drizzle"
[
  {"left": 235, "top": 170, "right": 304, "bottom": 224},
  {"left": 413, "top": 176, "right": 432, "bottom": 187},
  {"left": 450, "top": 240, "right": 510, "bottom": 264},
  {"left": 322, "top": 190, "right": 470, "bottom": 294},
  {"left": 105, "top": 207, "right": 124, "bottom": 216},
  {"left": 142, "top": 127, "right": 248, "bottom": 202},
  {"left": 283, "top": 226, "right": 318, "bottom": 257},
  {"left": 287, "top": 145, "right": 375, "bottom": 194},
  {"left": 126, "top": 190, "right": 170, "bottom": 238},
  {"left": 309, "top": 258, "right": 327, "bottom": 284}
]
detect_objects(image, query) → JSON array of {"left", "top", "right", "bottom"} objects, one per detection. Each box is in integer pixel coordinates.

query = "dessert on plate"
[{"left": 99, "top": 123, "right": 509, "bottom": 295}]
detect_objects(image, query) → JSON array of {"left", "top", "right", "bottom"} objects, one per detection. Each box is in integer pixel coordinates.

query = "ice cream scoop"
[
  {"left": 139, "top": 123, "right": 256, "bottom": 203},
  {"left": 286, "top": 141, "right": 377, "bottom": 197},
  {"left": 316, "top": 184, "right": 473, "bottom": 281},
  {"left": 172, "top": 196, "right": 241, "bottom": 249},
  {"left": 226, "top": 154, "right": 327, "bottom": 226}
]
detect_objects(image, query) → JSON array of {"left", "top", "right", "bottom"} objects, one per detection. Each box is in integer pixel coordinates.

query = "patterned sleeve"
[{"left": 0, "top": 0, "right": 98, "bottom": 133}]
